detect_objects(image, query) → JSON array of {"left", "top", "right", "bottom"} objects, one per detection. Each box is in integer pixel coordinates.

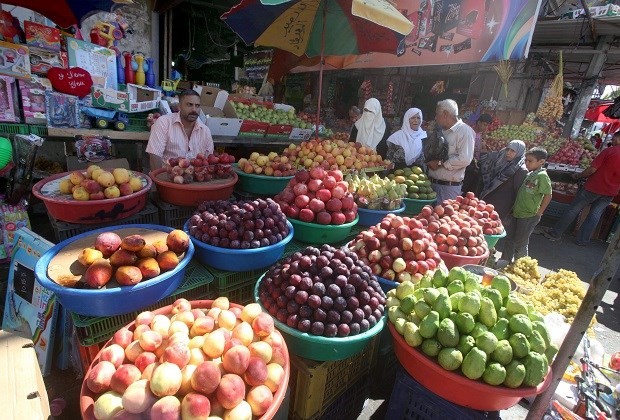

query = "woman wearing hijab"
[
  {"left": 478, "top": 140, "right": 528, "bottom": 222},
  {"left": 386, "top": 108, "right": 427, "bottom": 169},
  {"left": 350, "top": 98, "right": 390, "bottom": 158}
]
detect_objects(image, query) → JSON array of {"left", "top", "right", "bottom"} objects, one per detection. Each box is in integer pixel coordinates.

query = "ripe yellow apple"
[{"left": 113, "top": 168, "right": 130, "bottom": 184}]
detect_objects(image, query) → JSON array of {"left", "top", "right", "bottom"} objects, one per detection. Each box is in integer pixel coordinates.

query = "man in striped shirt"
[{"left": 146, "top": 89, "right": 214, "bottom": 170}]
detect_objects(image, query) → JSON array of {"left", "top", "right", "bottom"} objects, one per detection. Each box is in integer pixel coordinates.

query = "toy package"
[
  {"left": 0, "top": 40, "right": 31, "bottom": 80},
  {"left": 29, "top": 47, "right": 68, "bottom": 76},
  {"left": 75, "top": 135, "right": 112, "bottom": 163},
  {"left": 2, "top": 228, "right": 58, "bottom": 376},
  {"left": 18, "top": 76, "right": 52, "bottom": 124},
  {"left": 0, "top": 10, "right": 24, "bottom": 44},
  {"left": 25, "top": 21, "right": 61, "bottom": 52},
  {"left": 45, "top": 91, "right": 80, "bottom": 128},
  {"left": 0, "top": 75, "right": 19, "bottom": 122},
  {"left": 0, "top": 196, "right": 30, "bottom": 261}
]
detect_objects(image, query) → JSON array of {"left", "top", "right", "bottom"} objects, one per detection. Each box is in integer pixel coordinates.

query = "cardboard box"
[
  {"left": 24, "top": 21, "right": 60, "bottom": 52},
  {"left": 239, "top": 120, "right": 269, "bottom": 137},
  {"left": 0, "top": 41, "right": 31, "bottom": 80},
  {"left": 193, "top": 84, "right": 228, "bottom": 109},
  {"left": 266, "top": 124, "right": 293, "bottom": 136},
  {"left": 0, "top": 75, "right": 19, "bottom": 122},
  {"left": 91, "top": 83, "right": 161, "bottom": 113},
  {"left": 18, "top": 76, "right": 52, "bottom": 124},
  {"left": 206, "top": 117, "right": 243, "bottom": 137}
]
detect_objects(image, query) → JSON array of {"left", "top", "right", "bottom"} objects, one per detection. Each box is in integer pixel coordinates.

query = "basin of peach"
[
  {"left": 79, "top": 300, "right": 290, "bottom": 420},
  {"left": 32, "top": 171, "right": 152, "bottom": 224},
  {"left": 34, "top": 225, "right": 194, "bottom": 317}
]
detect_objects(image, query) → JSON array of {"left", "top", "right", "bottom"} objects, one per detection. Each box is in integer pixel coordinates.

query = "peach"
[
  {"left": 109, "top": 249, "right": 138, "bottom": 267},
  {"left": 166, "top": 229, "right": 190, "bottom": 254},
  {"left": 244, "top": 357, "right": 268, "bottom": 387},
  {"left": 87, "top": 360, "right": 116, "bottom": 393},
  {"left": 207, "top": 307, "right": 222, "bottom": 320},
  {"left": 150, "top": 362, "right": 183, "bottom": 397},
  {"left": 203, "top": 329, "right": 226, "bottom": 359},
  {"left": 191, "top": 361, "right": 222, "bottom": 395},
  {"left": 133, "top": 324, "right": 151, "bottom": 341},
  {"left": 95, "top": 232, "right": 122, "bottom": 258},
  {"left": 125, "top": 340, "right": 145, "bottom": 362},
  {"left": 112, "top": 328, "right": 133, "bottom": 349},
  {"left": 190, "top": 316, "right": 215, "bottom": 337},
  {"left": 77, "top": 247, "right": 104, "bottom": 267},
  {"left": 223, "top": 338, "right": 244, "bottom": 355},
  {"left": 178, "top": 364, "right": 197, "bottom": 396},
  {"left": 135, "top": 311, "right": 154, "bottom": 326},
  {"left": 110, "top": 364, "right": 141, "bottom": 393},
  {"left": 222, "top": 345, "right": 250, "bottom": 375},
  {"left": 69, "top": 170, "right": 85, "bottom": 185},
  {"left": 150, "top": 395, "right": 181, "bottom": 420},
  {"left": 119, "top": 182, "right": 134, "bottom": 197},
  {"left": 120, "top": 234, "right": 146, "bottom": 253},
  {"left": 265, "top": 363, "right": 285, "bottom": 392},
  {"left": 262, "top": 331, "right": 283, "bottom": 349},
  {"left": 191, "top": 308, "right": 206, "bottom": 320},
  {"left": 189, "top": 347, "right": 206, "bottom": 366},
  {"left": 151, "top": 314, "right": 172, "bottom": 339},
  {"left": 216, "top": 374, "right": 246, "bottom": 410},
  {"left": 152, "top": 240, "right": 168, "bottom": 255},
  {"left": 86, "top": 164, "right": 101, "bottom": 178},
  {"left": 230, "top": 306, "right": 243, "bottom": 320},
  {"left": 171, "top": 298, "right": 192, "bottom": 314},
  {"left": 157, "top": 251, "right": 179, "bottom": 272},
  {"left": 136, "top": 257, "right": 161, "bottom": 279},
  {"left": 168, "top": 320, "right": 190, "bottom": 337},
  {"left": 188, "top": 336, "right": 206, "bottom": 350},
  {"left": 168, "top": 331, "right": 190, "bottom": 347},
  {"left": 59, "top": 178, "right": 73, "bottom": 194},
  {"left": 91, "top": 167, "right": 105, "bottom": 182},
  {"left": 181, "top": 393, "right": 211, "bottom": 419},
  {"left": 99, "top": 344, "right": 126, "bottom": 368},
  {"left": 134, "top": 352, "right": 157, "bottom": 372},
  {"left": 248, "top": 342, "right": 273, "bottom": 365},
  {"left": 141, "top": 362, "right": 158, "bottom": 381},
  {"left": 89, "top": 191, "right": 105, "bottom": 201},
  {"left": 154, "top": 339, "right": 168, "bottom": 359},
  {"left": 163, "top": 342, "right": 191, "bottom": 369},
  {"left": 121, "top": 379, "right": 157, "bottom": 414},
  {"left": 139, "top": 330, "right": 163, "bottom": 352},
  {"left": 97, "top": 171, "right": 116, "bottom": 187},
  {"left": 218, "top": 310, "right": 237, "bottom": 331},
  {"left": 172, "top": 310, "right": 195, "bottom": 328},
  {"left": 113, "top": 168, "right": 130, "bottom": 185},
  {"left": 252, "top": 313, "right": 274, "bottom": 337},
  {"left": 212, "top": 297, "right": 230, "bottom": 310},
  {"left": 246, "top": 385, "right": 273, "bottom": 416},
  {"left": 116, "top": 266, "right": 143, "bottom": 286},
  {"left": 129, "top": 176, "right": 143, "bottom": 192},
  {"left": 270, "top": 346, "right": 287, "bottom": 367},
  {"left": 104, "top": 185, "right": 121, "bottom": 199},
  {"left": 210, "top": 398, "right": 226, "bottom": 418},
  {"left": 84, "top": 179, "right": 102, "bottom": 194},
  {"left": 93, "top": 391, "right": 123, "bottom": 420},
  {"left": 223, "top": 400, "right": 253, "bottom": 420},
  {"left": 232, "top": 322, "right": 254, "bottom": 347},
  {"left": 111, "top": 409, "right": 143, "bottom": 419},
  {"left": 240, "top": 303, "right": 262, "bottom": 324},
  {"left": 84, "top": 258, "right": 113, "bottom": 288},
  {"left": 136, "top": 243, "right": 157, "bottom": 259}
]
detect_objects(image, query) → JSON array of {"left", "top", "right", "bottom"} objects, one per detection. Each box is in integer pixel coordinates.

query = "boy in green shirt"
[{"left": 499, "top": 147, "right": 552, "bottom": 265}]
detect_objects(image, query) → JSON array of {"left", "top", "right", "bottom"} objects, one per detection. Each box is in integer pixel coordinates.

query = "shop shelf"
[
  {"left": 71, "top": 259, "right": 214, "bottom": 346},
  {"left": 386, "top": 367, "right": 500, "bottom": 420},
  {"left": 47, "top": 201, "right": 159, "bottom": 242},
  {"left": 288, "top": 336, "right": 378, "bottom": 419},
  {"left": 0, "top": 123, "right": 28, "bottom": 135}
]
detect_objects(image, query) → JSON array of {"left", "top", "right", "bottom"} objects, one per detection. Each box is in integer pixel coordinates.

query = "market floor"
[{"left": 22, "top": 214, "right": 620, "bottom": 419}]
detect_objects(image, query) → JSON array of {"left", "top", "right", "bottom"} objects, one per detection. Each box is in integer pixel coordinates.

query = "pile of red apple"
[
  {"left": 274, "top": 167, "right": 357, "bottom": 225},
  {"left": 84, "top": 298, "right": 287, "bottom": 419},
  {"left": 165, "top": 152, "right": 236, "bottom": 184},
  {"left": 547, "top": 140, "right": 584, "bottom": 166},
  {"left": 348, "top": 214, "right": 440, "bottom": 283},
  {"left": 416, "top": 193, "right": 502, "bottom": 258}
]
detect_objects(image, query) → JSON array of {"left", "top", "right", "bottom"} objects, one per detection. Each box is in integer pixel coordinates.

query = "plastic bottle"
[
  {"left": 123, "top": 52, "right": 134, "bottom": 84},
  {"left": 145, "top": 58, "right": 155, "bottom": 88},
  {"left": 135, "top": 54, "right": 145, "bottom": 86},
  {"left": 116, "top": 53, "right": 125, "bottom": 85}
]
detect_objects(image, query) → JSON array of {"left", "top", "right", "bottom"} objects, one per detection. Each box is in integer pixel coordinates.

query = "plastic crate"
[
  {"left": 28, "top": 125, "right": 48, "bottom": 136},
  {"left": 77, "top": 341, "right": 105, "bottom": 377},
  {"left": 127, "top": 116, "right": 149, "bottom": 132},
  {"left": 386, "top": 368, "right": 500, "bottom": 420},
  {"left": 288, "top": 335, "right": 379, "bottom": 419},
  {"left": 215, "top": 278, "right": 257, "bottom": 305},
  {"left": 206, "top": 264, "right": 265, "bottom": 291},
  {"left": 0, "top": 123, "right": 28, "bottom": 135},
  {"left": 152, "top": 194, "right": 197, "bottom": 229},
  {"left": 47, "top": 201, "right": 159, "bottom": 242},
  {"left": 310, "top": 375, "right": 371, "bottom": 420},
  {"left": 282, "top": 240, "right": 307, "bottom": 258},
  {"left": 72, "top": 259, "right": 214, "bottom": 346}
]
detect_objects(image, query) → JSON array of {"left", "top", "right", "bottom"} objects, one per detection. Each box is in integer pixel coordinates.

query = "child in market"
[{"left": 497, "top": 147, "right": 552, "bottom": 266}]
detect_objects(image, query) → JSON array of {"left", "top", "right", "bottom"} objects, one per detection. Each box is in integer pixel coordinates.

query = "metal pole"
[
  {"left": 315, "top": 1, "right": 327, "bottom": 140},
  {"left": 526, "top": 229, "right": 620, "bottom": 419}
]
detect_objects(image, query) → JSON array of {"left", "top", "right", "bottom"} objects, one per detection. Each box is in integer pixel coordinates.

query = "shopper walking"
[
  {"left": 500, "top": 147, "right": 552, "bottom": 264},
  {"left": 386, "top": 107, "right": 427, "bottom": 169},
  {"left": 426, "top": 99, "right": 475, "bottom": 202},
  {"left": 350, "top": 98, "right": 390, "bottom": 158},
  {"left": 544, "top": 131, "right": 620, "bottom": 245},
  {"left": 478, "top": 140, "right": 528, "bottom": 223}
]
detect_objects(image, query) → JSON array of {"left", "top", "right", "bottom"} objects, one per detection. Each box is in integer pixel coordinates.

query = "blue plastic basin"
[
  {"left": 34, "top": 224, "right": 194, "bottom": 317},
  {"left": 377, "top": 276, "right": 399, "bottom": 293},
  {"left": 185, "top": 220, "right": 293, "bottom": 271},
  {"left": 357, "top": 203, "right": 406, "bottom": 227}
]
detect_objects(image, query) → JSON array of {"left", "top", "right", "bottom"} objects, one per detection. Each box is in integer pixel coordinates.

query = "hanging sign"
[{"left": 245, "top": 50, "right": 273, "bottom": 80}]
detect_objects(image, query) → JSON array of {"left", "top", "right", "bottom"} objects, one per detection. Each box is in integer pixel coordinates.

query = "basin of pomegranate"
[{"left": 149, "top": 168, "right": 237, "bottom": 207}]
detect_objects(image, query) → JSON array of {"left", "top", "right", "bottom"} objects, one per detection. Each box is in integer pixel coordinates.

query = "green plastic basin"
[
  {"left": 403, "top": 198, "right": 436, "bottom": 215},
  {"left": 254, "top": 277, "right": 385, "bottom": 361},
  {"left": 288, "top": 216, "right": 359, "bottom": 244},
  {"left": 233, "top": 164, "right": 294, "bottom": 195},
  {"left": 484, "top": 230, "right": 506, "bottom": 249}
]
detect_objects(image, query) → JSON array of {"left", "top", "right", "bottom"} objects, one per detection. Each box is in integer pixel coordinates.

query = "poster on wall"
[
  {"left": 290, "top": 0, "right": 542, "bottom": 72},
  {"left": 245, "top": 50, "right": 273, "bottom": 80}
]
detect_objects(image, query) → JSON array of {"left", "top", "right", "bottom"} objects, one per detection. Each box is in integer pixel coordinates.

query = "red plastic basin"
[
  {"left": 437, "top": 248, "right": 490, "bottom": 270},
  {"left": 150, "top": 168, "right": 237, "bottom": 207}
]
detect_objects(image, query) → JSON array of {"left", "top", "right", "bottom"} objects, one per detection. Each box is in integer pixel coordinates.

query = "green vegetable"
[
  {"left": 492, "top": 340, "right": 514, "bottom": 366},
  {"left": 505, "top": 295, "right": 528, "bottom": 316},
  {"left": 490, "top": 318, "right": 510, "bottom": 341},
  {"left": 414, "top": 300, "right": 432, "bottom": 320},
  {"left": 419, "top": 311, "right": 440, "bottom": 338},
  {"left": 399, "top": 295, "right": 417, "bottom": 314},
  {"left": 418, "top": 274, "right": 433, "bottom": 289},
  {"left": 481, "top": 288, "right": 503, "bottom": 311},
  {"left": 476, "top": 331, "right": 499, "bottom": 355},
  {"left": 532, "top": 321, "right": 551, "bottom": 347},
  {"left": 479, "top": 297, "right": 498, "bottom": 328},
  {"left": 454, "top": 312, "right": 476, "bottom": 334},
  {"left": 464, "top": 273, "right": 481, "bottom": 293},
  {"left": 509, "top": 314, "right": 533, "bottom": 336},
  {"left": 388, "top": 306, "right": 406, "bottom": 324},
  {"left": 396, "top": 281, "right": 417, "bottom": 300},
  {"left": 509, "top": 333, "right": 531, "bottom": 359},
  {"left": 457, "top": 335, "right": 476, "bottom": 357},
  {"left": 421, "top": 338, "right": 442, "bottom": 357},
  {"left": 545, "top": 343, "right": 559, "bottom": 363},
  {"left": 448, "top": 267, "right": 467, "bottom": 283},
  {"left": 462, "top": 347, "right": 487, "bottom": 380},
  {"left": 483, "top": 363, "right": 507, "bottom": 386},
  {"left": 423, "top": 288, "right": 441, "bottom": 306},
  {"left": 504, "top": 360, "right": 526, "bottom": 388},
  {"left": 470, "top": 322, "right": 488, "bottom": 339},
  {"left": 459, "top": 292, "right": 481, "bottom": 316},
  {"left": 437, "top": 318, "right": 460, "bottom": 347},
  {"left": 403, "top": 321, "right": 423, "bottom": 347},
  {"left": 438, "top": 347, "right": 463, "bottom": 371},
  {"left": 523, "top": 352, "right": 547, "bottom": 387},
  {"left": 446, "top": 279, "right": 464, "bottom": 295},
  {"left": 394, "top": 318, "right": 407, "bottom": 335},
  {"left": 491, "top": 275, "right": 511, "bottom": 298},
  {"left": 432, "top": 293, "right": 452, "bottom": 320},
  {"left": 449, "top": 291, "right": 465, "bottom": 309},
  {"left": 528, "top": 330, "right": 547, "bottom": 354},
  {"left": 432, "top": 269, "right": 448, "bottom": 288}
]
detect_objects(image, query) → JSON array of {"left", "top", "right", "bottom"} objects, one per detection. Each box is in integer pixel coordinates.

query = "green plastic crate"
[
  {"left": 28, "top": 125, "right": 48, "bottom": 136},
  {"left": 0, "top": 123, "right": 28, "bottom": 135},
  {"left": 206, "top": 265, "right": 265, "bottom": 291},
  {"left": 127, "top": 116, "right": 149, "bottom": 132},
  {"left": 72, "top": 259, "right": 215, "bottom": 346},
  {"left": 152, "top": 194, "right": 197, "bottom": 230},
  {"left": 215, "top": 278, "right": 257, "bottom": 306}
]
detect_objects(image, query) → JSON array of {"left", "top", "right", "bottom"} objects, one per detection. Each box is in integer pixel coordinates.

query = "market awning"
[{"left": 584, "top": 104, "right": 618, "bottom": 123}]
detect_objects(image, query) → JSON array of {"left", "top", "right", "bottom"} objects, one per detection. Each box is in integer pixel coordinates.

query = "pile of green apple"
[
  {"left": 487, "top": 125, "right": 541, "bottom": 144},
  {"left": 230, "top": 102, "right": 313, "bottom": 129}
]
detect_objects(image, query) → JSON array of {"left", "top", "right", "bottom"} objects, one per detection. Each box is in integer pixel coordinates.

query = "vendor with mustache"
[{"left": 146, "top": 89, "right": 214, "bottom": 170}]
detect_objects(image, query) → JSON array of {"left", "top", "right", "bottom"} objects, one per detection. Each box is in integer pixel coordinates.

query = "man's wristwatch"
[{"left": 438, "top": 160, "right": 443, "bottom": 167}]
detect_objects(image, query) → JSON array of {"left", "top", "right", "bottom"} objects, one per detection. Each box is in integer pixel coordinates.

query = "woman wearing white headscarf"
[
  {"left": 386, "top": 108, "right": 427, "bottom": 169},
  {"left": 350, "top": 98, "right": 390, "bottom": 158}
]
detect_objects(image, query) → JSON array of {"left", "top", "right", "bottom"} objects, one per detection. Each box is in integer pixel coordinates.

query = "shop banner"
[
  {"left": 245, "top": 50, "right": 274, "bottom": 80},
  {"left": 290, "top": 0, "right": 542, "bottom": 72}
]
